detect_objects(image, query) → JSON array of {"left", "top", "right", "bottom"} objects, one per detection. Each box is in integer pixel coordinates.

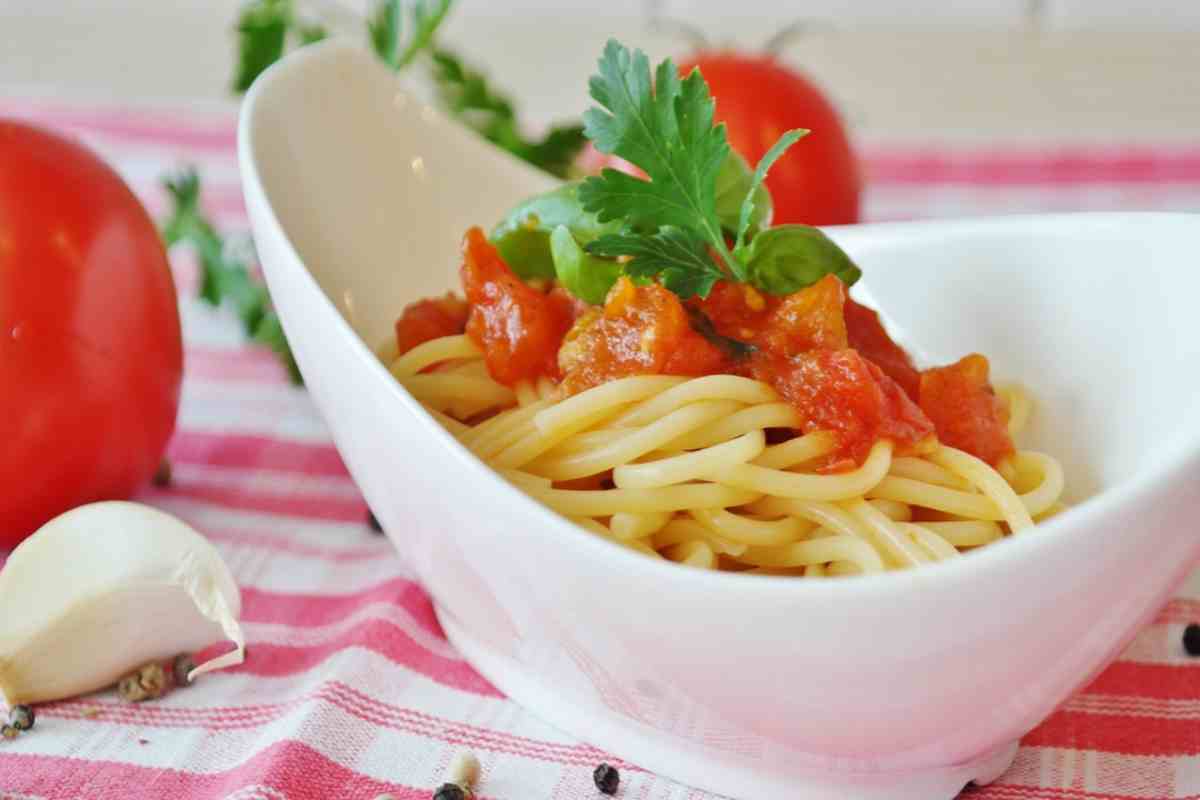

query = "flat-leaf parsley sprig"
[{"left": 578, "top": 40, "right": 807, "bottom": 299}]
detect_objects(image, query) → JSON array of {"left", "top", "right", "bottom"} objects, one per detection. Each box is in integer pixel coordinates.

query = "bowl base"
[{"left": 437, "top": 605, "right": 1018, "bottom": 800}]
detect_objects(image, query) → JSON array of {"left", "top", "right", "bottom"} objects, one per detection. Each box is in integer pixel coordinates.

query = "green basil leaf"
[
  {"left": 713, "top": 151, "right": 772, "bottom": 241},
  {"left": 549, "top": 225, "right": 623, "bottom": 305},
  {"left": 743, "top": 224, "right": 862, "bottom": 295},
  {"left": 490, "top": 182, "right": 619, "bottom": 280}
]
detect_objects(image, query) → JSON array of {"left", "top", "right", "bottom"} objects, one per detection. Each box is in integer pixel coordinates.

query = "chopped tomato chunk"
[
  {"left": 394, "top": 293, "right": 469, "bottom": 355},
  {"left": 919, "top": 354, "right": 1014, "bottom": 466},
  {"left": 844, "top": 297, "right": 921, "bottom": 400},
  {"left": 753, "top": 274, "right": 849, "bottom": 357},
  {"left": 693, "top": 280, "right": 778, "bottom": 342},
  {"left": 460, "top": 227, "right": 573, "bottom": 385},
  {"left": 559, "top": 277, "right": 730, "bottom": 394},
  {"left": 751, "top": 348, "right": 935, "bottom": 467}
]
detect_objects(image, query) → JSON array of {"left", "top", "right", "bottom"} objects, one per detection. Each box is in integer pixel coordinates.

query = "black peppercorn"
[
  {"left": 1184, "top": 623, "right": 1200, "bottom": 656},
  {"left": 366, "top": 509, "right": 383, "bottom": 533},
  {"left": 8, "top": 705, "right": 34, "bottom": 731},
  {"left": 173, "top": 653, "right": 197, "bottom": 687},
  {"left": 432, "top": 783, "right": 466, "bottom": 800},
  {"left": 593, "top": 763, "right": 620, "bottom": 795}
]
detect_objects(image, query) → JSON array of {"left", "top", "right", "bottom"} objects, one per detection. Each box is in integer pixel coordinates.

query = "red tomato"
[
  {"left": 751, "top": 349, "right": 934, "bottom": 468},
  {"left": 919, "top": 354, "right": 1014, "bottom": 466},
  {"left": 679, "top": 52, "right": 861, "bottom": 226},
  {"left": 0, "top": 120, "right": 183, "bottom": 547},
  {"left": 394, "top": 293, "right": 468, "bottom": 356},
  {"left": 560, "top": 277, "right": 729, "bottom": 395},
  {"left": 460, "top": 227, "right": 573, "bottom": 385}
]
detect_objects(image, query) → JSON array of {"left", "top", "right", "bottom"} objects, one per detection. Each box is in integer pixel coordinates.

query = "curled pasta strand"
[
  {"left": 613, "top": 430, "right": 765, "bottom": 490},
  {"left": 529, "top": 400, "right": 745, "bottom": 481},
  {"left": 739, "top": 536, "right": 885, "bottom": 574},
  {"left": 930, "top": 446, "right": 1034, "bottom": 532},
  {"left": 752, "top": 431, "right": 838, "bottom": 470},
  {"left": 705, "top": 440, "right": 893, "bottom": 502},
  {"left": 668, "top": 403, "right": 799, "bottom": 450},
  {"left": 610, "top": 511, "right": 672, "bottom": 540},
  {"left": 522, "top": 483, "right": 761, "bottom": 516},
  {"left": 689, "top": 507, "right": 812, "bottom": 547},
  {"left": 610, "top": 375, "right": 779, "bottom": 427},
  {"left": 534, "top": 375, "right": 689, "bottom": 436},
  {"left": 391, "top": 335, "right": 481, "bottom": 378}
]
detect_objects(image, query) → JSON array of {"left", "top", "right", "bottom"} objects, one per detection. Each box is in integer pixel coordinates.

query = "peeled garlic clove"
[{"left": 0, "top": 501, "right": 244, "bottom": 706}]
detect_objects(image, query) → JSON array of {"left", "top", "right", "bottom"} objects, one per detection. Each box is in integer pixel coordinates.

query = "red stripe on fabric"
[
  {"left": 1023, "top": 708, "right": 1200, "bottom": 755},
  {"left": 233, "top": 618, "right": 502, "bottom": 696},
  {"left": 184, "top": 346, "right": 294, "bottom": 383},
  {"left": 863, "top": 148, "right": 1200, "bottom": 185},
  {"left": 0, "top": 740, "right": 421, "bottom": 800},
  {"left": 168, "top": 431, "right": 351, "bottom": 478},
  {"left": 238, "top": 579, "right": 432, "bottom": 628},
  {"left": 1079, "top": 661, "right": 1200, "bottom": 700},
  {"left": 1, "top": 104, "right": 238, "bottom": 151},
  {"left": 139, "top": 484, "right": 366, "bottom": 523}
]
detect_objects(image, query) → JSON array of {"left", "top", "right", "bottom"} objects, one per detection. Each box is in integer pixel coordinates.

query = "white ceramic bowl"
[{"left": 238, "top": 40, "right": 1200, "bottom": 800}]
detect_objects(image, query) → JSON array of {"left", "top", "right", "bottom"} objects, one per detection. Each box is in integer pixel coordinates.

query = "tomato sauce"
[
  {"left": 844, "top": 297, "right": 921, "bottom": 400},
  {"left": 558, "top": 277, "right": 731, "bottom": 394},
  {"left": 751, "top": 349, "right": 934, "bottom": 468},
  {"left": 919, "top": 354, "right": 1014, "bottom": 466},
  {"left": 459, "top": 227, "right": 574, "bottom": 385},
  {"left": 404, "top": 228, "right": 1017, "bottom": 470},
  {"left": 394, "top": 294, "right": 469, "bottom": 355}
]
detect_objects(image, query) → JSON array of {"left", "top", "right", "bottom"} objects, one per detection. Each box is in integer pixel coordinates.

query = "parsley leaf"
[
  {"left": 232, "top": 0, "right": 292, "bottom": 93},
  {"left": 369, "top": 0, "right": 451, "bottom": 70},
  {"left": 367, "top": 0, "right": 402, "bottom": 67},
  {"left": 578, "top": 41, "right": 734, "bottom": 278},
  {"left": 587, "top": 228, "right": 724, "bottom": 299},
  {"left": 430, "top": 49, "right": 585, "bottom": 178},
  {"left": 161, "top": 169, "right": 302, "bottom": 384}
]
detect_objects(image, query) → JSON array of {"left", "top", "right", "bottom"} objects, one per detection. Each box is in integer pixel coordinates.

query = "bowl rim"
[{"left": 239, "top": 38, "right": 1200, "bottom": 602}]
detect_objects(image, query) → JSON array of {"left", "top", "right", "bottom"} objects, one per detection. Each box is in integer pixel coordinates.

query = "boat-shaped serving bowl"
[{"left": 238, "top": 40, "right": 1200, "bottom": 800}]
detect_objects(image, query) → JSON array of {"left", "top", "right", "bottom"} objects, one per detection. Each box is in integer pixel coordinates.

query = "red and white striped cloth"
[{"left": 2, "top": 99, "right": 1200, "bottom": 800}]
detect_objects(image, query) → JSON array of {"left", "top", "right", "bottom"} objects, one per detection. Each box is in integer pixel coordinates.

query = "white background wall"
[{"left": 1, "top": 0, "right": 1198, "bottom": 142}]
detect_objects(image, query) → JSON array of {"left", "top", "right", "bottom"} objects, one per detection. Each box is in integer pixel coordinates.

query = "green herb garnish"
[
  {"left": 232, "top": 0, "right": 327, "bottom": 92},
  {"left": 574, "top": 39, "right": 858, "bottom": 301},
  {"left": 431, "top": 49, "right": 586, "bottom": 179},
  {"left": 161, "top": 170, "right": 302, "bottom": 384},
  {"left": 369, "top": 0, "right": 452, "bottom": 71}
]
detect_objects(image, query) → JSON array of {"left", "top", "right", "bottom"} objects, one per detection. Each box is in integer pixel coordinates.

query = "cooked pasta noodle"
[{"left": 384, "top": 336, "right": 1067, "bottom": 577}]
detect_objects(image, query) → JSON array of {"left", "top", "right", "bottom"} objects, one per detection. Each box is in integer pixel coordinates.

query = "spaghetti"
[{"left": 382, "top": 333, "right": 1066, "bottom": 576}]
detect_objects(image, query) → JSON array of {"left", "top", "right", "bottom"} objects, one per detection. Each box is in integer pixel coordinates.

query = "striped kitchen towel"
[{"left": 1, "top": 99, "right": 1199, "bottom": 800}]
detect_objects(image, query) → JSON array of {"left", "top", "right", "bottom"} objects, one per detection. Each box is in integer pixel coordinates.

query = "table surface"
[{"left": 1, "top": 95, "right": 1200, "bottom": 800}]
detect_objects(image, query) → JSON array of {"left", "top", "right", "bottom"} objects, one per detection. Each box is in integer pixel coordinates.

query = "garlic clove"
[{"left": 0, "top": 501, "right": 244, "bottom": 706}]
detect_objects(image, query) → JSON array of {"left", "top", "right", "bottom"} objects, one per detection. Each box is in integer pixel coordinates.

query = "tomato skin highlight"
[
  {"left": 919, "top": 354, "right": 1015, "bottom": 466},
  {"left": 394, "top": 294, "right": 469, "bottom": 355},
  {"left": 679, "top": 52, "right": 861, "bottom": 226},
  {"left": 0, "top": 120, "right": 183, "bottom": 546},
  {"left": 460, "top": 227, "right": 573, "bottom": 386}
]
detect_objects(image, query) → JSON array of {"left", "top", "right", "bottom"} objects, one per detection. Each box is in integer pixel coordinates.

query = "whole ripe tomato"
[
  {"left": 0, "top": 120, "right": 183, "bottom": 547},
  {"left": 578, "top": 52, "right": 861, "bottom": 227},
  {"left": 680, "top": 52, "right": 860, "bottom": 226}
]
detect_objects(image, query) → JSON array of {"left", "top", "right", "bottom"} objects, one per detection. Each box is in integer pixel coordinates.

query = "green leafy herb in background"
[
  {"left": 430, "top": 49, "right": 586, "bottom": 179},
  {"left": 161, "top": 170, "right": 302, "bottom": 384},
  {"left": 577, "top": 40, "right": 854, "bottom": 302},
  {"left": 233, "top": 0, "right": 326, "bottom": 92}
]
